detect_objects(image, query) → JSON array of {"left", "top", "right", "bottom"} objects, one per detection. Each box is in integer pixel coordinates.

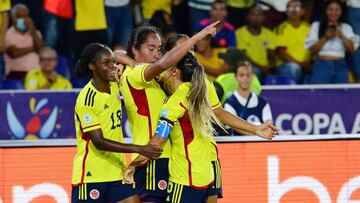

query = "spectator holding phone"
[{"left": 305, "top": 0, "right": 359, "bottom": 84}]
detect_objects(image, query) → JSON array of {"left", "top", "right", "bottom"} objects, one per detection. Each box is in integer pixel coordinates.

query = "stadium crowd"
[{"left": 0, "top": 0, "right": 359, "bottom": 89}]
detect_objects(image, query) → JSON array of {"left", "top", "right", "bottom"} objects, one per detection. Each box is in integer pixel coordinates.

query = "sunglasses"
[{"left": 287, "top": 6, "right": 302, "bottom": 12}]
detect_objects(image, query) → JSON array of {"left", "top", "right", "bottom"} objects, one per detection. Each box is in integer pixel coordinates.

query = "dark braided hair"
[
  {"left": 75, "top": 43, "right": 111, "bottom": 77},
  {"left": 127, "top": 26, "right": 163, "bottom": 58}
]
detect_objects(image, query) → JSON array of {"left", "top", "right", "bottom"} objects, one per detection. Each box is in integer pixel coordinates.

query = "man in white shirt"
[{"left": 224, "top": 61, "right": 272, "bottom": 135}]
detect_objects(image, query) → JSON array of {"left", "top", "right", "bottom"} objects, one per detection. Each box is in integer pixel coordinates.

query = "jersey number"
[{"left": 110, "top": 110, "right": 122, "bottom": 130}]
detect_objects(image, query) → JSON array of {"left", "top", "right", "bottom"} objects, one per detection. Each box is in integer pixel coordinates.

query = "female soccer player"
[
  {"left": 71, "top": 43, "right": 163, "bottom": 203},
  {"left": 161, "top": 34, "right": 277, "bottom": 203},
  {"left": 120, "top": 22, "right": 218, "bottom": 203},
  {"left": 125, "top": 53, "right": 224, "bottom": 203}
]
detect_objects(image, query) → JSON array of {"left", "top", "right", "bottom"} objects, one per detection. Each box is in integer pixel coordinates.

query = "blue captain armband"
[{"left": 155, "top": 117, "right": 174, "bottom": 140}]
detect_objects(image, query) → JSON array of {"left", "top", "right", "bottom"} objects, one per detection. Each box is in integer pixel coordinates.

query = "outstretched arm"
[
  {"left": 143, "top": 21, "right": 219, "bottom": 82},
  {"left": 214, "top": 107, "right": 278, "bottom": 139}
]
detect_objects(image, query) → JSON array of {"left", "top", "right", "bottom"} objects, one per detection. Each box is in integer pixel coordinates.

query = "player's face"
[
  {"left": 133, "top": 33, "right": 162, "bottom": 63},
  {"left": 40, "top": 50, "right": 58, "bottom": 72},
  {"left": 326, "top": 2, "right": 342, "bottom": 23},
  {"left": 235, "top": 65, "right": 253, "bottom": 90},
  {"left": 92, "top": 50, "right": 117, "bottom": 82}
]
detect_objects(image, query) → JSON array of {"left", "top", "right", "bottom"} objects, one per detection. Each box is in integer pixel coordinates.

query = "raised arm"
[{"left": 143, "top": 21, "right": 219, "bottom": 82}]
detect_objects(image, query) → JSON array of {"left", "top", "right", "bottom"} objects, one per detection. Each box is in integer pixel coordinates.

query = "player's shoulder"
[{"left": 76, "top": 81, "right": 98, "bottom": 109}]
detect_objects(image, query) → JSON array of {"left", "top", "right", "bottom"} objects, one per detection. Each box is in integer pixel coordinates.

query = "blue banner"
[{"left": 1, "top": 86, "right": 359, "bottom": 139}]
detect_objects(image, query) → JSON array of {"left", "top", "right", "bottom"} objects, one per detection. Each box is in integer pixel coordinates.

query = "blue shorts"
[
  {"left": 208, "top": 160, "right": 223, "bottom": 198},
  {"left": 71, "top": 180, "right": 137, "bottom": 202},
  {"left": 166, "top": 181, "right": 211, "bottom": 203},
  {"left": 135, "top": 158, "right": 169, "bottom": 203}
]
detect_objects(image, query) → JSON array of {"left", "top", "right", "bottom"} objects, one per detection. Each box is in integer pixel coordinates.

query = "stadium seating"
[
  {"left": 0, "top": 79, "right": 24, "bottom": 89},
  {"left": 264, "top": 75, "right": 296, "bottom": 85},
  {"left": 55, "top": 55, "right": 72, "bottom": 79},
  {"left": 71, "top": 77, "right": 91, "bottom": 88}
]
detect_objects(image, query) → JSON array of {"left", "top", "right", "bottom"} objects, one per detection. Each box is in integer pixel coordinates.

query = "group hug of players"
[{"left": 71, "top": 21, "right": 277, "bottom": 203}]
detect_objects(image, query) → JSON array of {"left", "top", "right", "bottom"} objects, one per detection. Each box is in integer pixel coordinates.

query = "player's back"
[{"left": 161, "top": 82, "right": 214, "bottom": 188}]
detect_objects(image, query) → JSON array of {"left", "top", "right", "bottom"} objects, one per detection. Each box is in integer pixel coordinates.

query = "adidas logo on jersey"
[
  {"left": 104, "top": 104, "right": 109, "bottom": 109},
  {"left": 86, "top": 171, "right": 92, "bottom": 176}
]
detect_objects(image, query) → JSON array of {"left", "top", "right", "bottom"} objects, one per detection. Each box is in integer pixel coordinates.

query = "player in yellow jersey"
[
  {"left": 124, "top": 53, "right": 277, "bottom": 203},
  {"left": 71, "top": 43, "right": 163, "bottom": 203},
  {"left": 161, "top": 34, "right": 278, "bottom": 203},
  {"left": 124, "top": 53, "right": 225, "bottom": 203},
  {"left": 120, "top": 23, "right": 219, "bottom": 203}
]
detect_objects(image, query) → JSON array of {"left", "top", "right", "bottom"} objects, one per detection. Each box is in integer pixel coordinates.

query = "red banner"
[{"left": 0, "top": 140, "right": 359, "bottom": 202}]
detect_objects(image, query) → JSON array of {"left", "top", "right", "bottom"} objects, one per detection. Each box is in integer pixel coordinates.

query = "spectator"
[
  {"left": 197, "top": 0, "right": 236, "bottom": 48},
  {"left": 274, "top": 0, "right": 311, "bottom": 83},
  {"left": 24, "top": 47, "right": 72, "bottom": 90},
  {"left": 149, "top": 10, "right": 177, "bottom": 42},
  {"left": 0, "top": 0, "right": 10, "bottom": 80},
  {"left": 216, "top": 48, "right": 262, "bottom": 104},
  {"left": 225, "top": 0, "right": 254, "bottom": 29},
  {"left": 188, "top": 0, "right": 213, "bottom": 34},
  {"left": 42, "top": 0, "right": 73, "bottom": 55},
  {"left": 235, "top": 5, "right": 277, "bottom": 80},
  {"left": 4, "top": 3, "right": 43, "bottom": 81},
  {"left": 257, "top": 0, "right": 288, "bottom": 29},
  {"left": 305, "top": 0, "right": 359, "bottom": 84},
  {"left": 194, "top": 35, "right": 227, "bottom": 80},
  {"left": 141, "top": 0, "right": 172, "bottom": 21},
  {"left": 105, "top": 0, "right": 133, "bottom": 50},
  {"left": 74, "top": 0, "right": 108, "bottom": 61},
  {"left": 348, "top": 0, "right": 360, "bottom": 82},
  {"left": 224, "top": 61, "right": 272, "bottom": 135}
]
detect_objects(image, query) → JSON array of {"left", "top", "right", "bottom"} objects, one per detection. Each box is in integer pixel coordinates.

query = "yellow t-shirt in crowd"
[
  {"left": 24, "top": 69, "right": 72, "bottom": 90},
  {"left": 75, "top": 0, "right": 107, "bottom": 31},
  {"left": 226, "top": 0, "right": 254, "bottom": 8},
  {"left": 0, "top": 0, "right": 10, "bottom": 28},
  {"left": 120, "top": 64, "right": 170, "bottom": 160},
  {"left": 274, "top": 21, "right": 311, "bottom": 65},
  {"left": 195, "top": 48, "right": 226, "bottom": 81},
  {"left": 160, "top": 82, "right": 214, "bottom": 188},
  {"left": 236, "top": 26, "right": 276, "bottom": 67},
  {"left": 141, "top": 0, "right": 172, "bottom": 19},
  {"left": 72, "top": 81, "right": 126, "bottom": 185}
]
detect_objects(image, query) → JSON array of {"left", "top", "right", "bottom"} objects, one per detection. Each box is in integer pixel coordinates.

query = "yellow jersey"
[
  {"left": 120, "top": 64, "right": 170, "bottom": 160},
  {"left": 236, "top": 26, "right": 276, "bottom": 67},
  {"left": 141, "top": 0, "right": 172, "bottom": 19},
  {"left": 24, "top": 69, "right": 72, "bottom": 90},
  {"left": 72, "top": 81, "right": 125, "bottom": 185},
  {"left": 195, "top": 48, "right": 226, "bottom": 81},
  {"left": 75, "top": 0, "right": 107, "bottom": 31},
  {"left": 275, "top": 21, "right": 311, "bottom": 65},
  {"left": 160, "top": 82, "right": 214, "bottom": 188},
  {"left": 0, "top": 0, "right": 10, "bottom": 28}
]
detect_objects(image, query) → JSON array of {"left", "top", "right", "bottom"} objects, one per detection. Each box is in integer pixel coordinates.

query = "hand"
[
  {"left": 193, "top": 21, "right": 219, "bottom": 41},
  {"left": 123, "top": 165, "right": 136, "bottom": 184},
  {"left": 324, "top": 27, "right": 336, "bottom": 40},
  {"left": 138, "top": 143, "right": 163, "bottom": 159},
  {"left": 24, "top": 17, "right": 36, "bottom": 32},
  {"left": 45, "top": 72, "right": 57, "bottom": 84},
  {"left": 255, "top": 121, "right": 279, "bottom": 140},
  {"left": 115, "top": 64, "right": 124, "bottom": 85}
]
